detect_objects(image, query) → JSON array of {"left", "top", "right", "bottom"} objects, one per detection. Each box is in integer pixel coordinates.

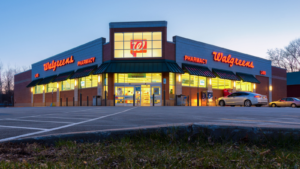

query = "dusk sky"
[{"left": 1, "top": 0, "right": 300, "bottom": 70}]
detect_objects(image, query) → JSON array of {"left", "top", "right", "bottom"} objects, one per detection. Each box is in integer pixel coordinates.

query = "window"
[
  {"left": 61, "top": 79, "right": 75, "bottom": 91},
  {"left": 47, "top": 82, "right": 57, "bottom": 93},
  {"left": 114, "top": 32, "right": 162, "bottom": 58},
  {"left": 169, "top": 72, "right": 175, "bottom": 99},
  {"left": 114, "top": 73, "right": 161, "bottom": 83},
  {"left": 182, "top": 73, "right": 207, "bottom": 87},
  {"left": 236, "top": 81, "right": 253, "bottom": 92},
  {"left": 79, "top": 75, "right": 98, "bottom": 89},
  {"left": 35, "top": 85, "right": 43, "bottom": 94},
  {"left": 212, "top": 77, "right": 232, "bottom": 89},
  {"left": 286, "top": 98, "right": 294, "bottom": 101}
]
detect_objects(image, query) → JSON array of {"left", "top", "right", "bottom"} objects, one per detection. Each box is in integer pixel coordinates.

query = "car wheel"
[
  {"left": 255, "top": 105, "right": 262, "bottom": 107},
  {"left": 219, "top": 100, "right": 225, "bottom": 107},
  {"left": 291, "top": 104, "right": 296, "bottom": 108},
  {"left": 244, "top": 100, "right": 252, "bottom": 107},
  {"left": 271, "top": 103, "right": 277, "bottom": 107}
]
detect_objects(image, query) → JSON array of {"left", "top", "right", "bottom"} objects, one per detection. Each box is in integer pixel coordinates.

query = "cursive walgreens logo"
[
  {"left": 130, "top": 40, "right": 147, "bottom": 57},
  {"left": 212, "top": 52, "right": 254, "bottom": 68}
]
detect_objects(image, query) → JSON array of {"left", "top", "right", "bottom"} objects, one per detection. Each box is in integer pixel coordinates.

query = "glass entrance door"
[
  {"left": 151, "top": 86, "right": 162, "bottom": 106},
  {"left": 141, "top": 85, "right": 150, "bottom": 106},
  {"left": 135, "top": 86, "right": 141, "bottom": 106}
]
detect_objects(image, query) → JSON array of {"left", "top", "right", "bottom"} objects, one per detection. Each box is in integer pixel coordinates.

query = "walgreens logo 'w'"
[{"left": 130, "top": 40, "right": 147, "bottom": 57}]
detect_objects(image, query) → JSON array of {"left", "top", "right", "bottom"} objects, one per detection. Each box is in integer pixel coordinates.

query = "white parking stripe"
[
  {"left": 37, "top": 117, "right": 89, "bottom": 120},
  {"left": 0, "top": 107, "right": 137, "bottom": 142},
  {"left": 0, "top": 125, "right": 46, "bottom": 131},
  {"left": 4, "top": 119, "right": 71, "bottom": 124},
  {"left": 16, "top": 108, "right": 103, "bottom": 119}
]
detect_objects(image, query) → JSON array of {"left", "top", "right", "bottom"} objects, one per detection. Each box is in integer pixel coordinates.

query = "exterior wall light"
[
  {"left": 234, "top": 81, "right": 236, "bottom": 87},
  {"left": 98, "top": 75, "right": 101, "bottom": 83},
  {"left": 31, "top": 87, "right": 33, "bottom": 92},
  {"left": 57, "top": 83, "right": 59, "bottom": 89},
  {"left": 75, "top": 79, "right": 77, "bottom": 86},
  {"left": 253, "top": 84, "right": 256, "bottom": 89},
  {"left": 209, "top": 78, "right": 212, "bottom": 85},
  {"left": 43, "top": 85, "right": 45, "bottom": 91},
  {"left": 269, "top": 85, "right": 272, "bottom": 91}
]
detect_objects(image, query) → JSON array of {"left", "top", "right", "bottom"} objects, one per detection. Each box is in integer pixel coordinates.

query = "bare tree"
[
  {"left": 268, "top": 38, "right": 300, "bottom": 72},
  {"left": 0, "top": 61, "right": 2, "bottom": 94}
]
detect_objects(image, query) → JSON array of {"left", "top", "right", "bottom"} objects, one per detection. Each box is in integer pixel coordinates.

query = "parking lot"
[{"left": 1, "top": 106, "right": 300, "bottom": 142}]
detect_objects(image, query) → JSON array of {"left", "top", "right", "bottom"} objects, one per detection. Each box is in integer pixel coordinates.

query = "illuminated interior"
[
  {"left": 182, "top": 73, "right": 207, "bottom": 88},
  {"left": 114, "top": 32, "right": 162, "bottom": 58},
  {"left": 212, "top": 77, "right": 232, "bottom": 89},
  {"left": 169, "top": 72, "right": 175, "bottom": 99},
  {"left": 61, "top": 79, "right": 75, "bottom": 91},
  {"left": 79, "top": 75, "right": 98, "bottom": 89},
  {"left": 46, "top": 82, "right": 57, "bottom": 93},
  {"left": 114, "top": 73, "right": 162, "bottom": 83},
  {"left": 236, "top": 81, "right": 253, "bottom": 92},
  {"left": 35, "top": 85, "right": 43, "bottom": 94}
]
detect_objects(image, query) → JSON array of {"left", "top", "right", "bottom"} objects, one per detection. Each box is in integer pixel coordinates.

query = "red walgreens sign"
[
  {"left": 260, "top": 71, "right": 266, "bottom": 75},
  {"left": 130, "top": 40, "right": 147, "bottom": 57},
  {"left": 44, "top": 56, "right": 75, "bottom": 71},
  {"left": 212, "top": 52, "right": 254, "bottom": 68},
  {"left": 184, "top": 55, "right": 207, "bottom": 64}
]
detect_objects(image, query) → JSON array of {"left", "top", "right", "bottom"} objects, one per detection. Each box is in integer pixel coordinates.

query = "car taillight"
[{"left": 254, "top": 95, "right": 261, "bottom": 98}]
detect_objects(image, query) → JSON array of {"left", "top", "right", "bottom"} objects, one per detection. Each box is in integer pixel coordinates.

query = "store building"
[
  {"left": 287, "top": 71, "right": 300, "bottom": 98},
  {"left": 14, "top": 21, "right": 287, "bottom": 107}
]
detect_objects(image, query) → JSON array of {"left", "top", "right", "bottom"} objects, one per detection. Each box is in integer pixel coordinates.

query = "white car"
[{"left": 218, "top": 92, "right": 268, "bottom": 107}]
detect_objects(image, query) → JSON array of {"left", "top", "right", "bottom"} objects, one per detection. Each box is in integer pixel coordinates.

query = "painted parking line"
[
  {"left": 221, "top": 118, "right": 300, "bottom": 125},
  {"left": 0, "top": 125, "right": 46, "bottom": 131},
  {"left": 15, "top": 108, "right": 103, "bottom": 119},
  {"left": 3, "top": 119, "right": 71, "bottom": 124},
  {"left": 0, "top": 107, "right": 137, "bottom": 142},
  {"left": 35, "top": 117, "right": 90, "bottom": 120}
]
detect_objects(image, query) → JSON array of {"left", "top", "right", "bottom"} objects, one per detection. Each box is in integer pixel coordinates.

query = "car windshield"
[{"left": 294, "top": 98, "right": 300, "bottom": 101}]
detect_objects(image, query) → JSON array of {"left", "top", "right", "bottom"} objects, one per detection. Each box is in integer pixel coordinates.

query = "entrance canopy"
[
  {"left": 26, "top": 79, "right": 43, "bottom": 88},
  {"left": 236, "top": 72, "right": 260, "bottom": 83},
  {"left": 94, "top": 60, "right": 184, "bottom": 74},
  {"left": 182, "top": 63, "right": 216, "bottom": 78},
  {"left": 212, "top": 68, "right": 240, "bottom": 81},
  {"left": 52, "top": 71, "right": 74, "bottom": 82},
  {"left": 39, "top": 75, "right": 57, "bottom": 85},
  {"left": 70, "top": 65, "right": 97, "bottom": 79}
]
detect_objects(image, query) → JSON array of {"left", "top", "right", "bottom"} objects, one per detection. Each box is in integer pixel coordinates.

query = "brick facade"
[
  {"left": 255, "top": 75, "right": 269, "bottom": 97},
  {"left": 14, "top": 70, "right": 32, "bottom": 107},
  {"left": 272, "top": 66, "right": 287, "bottom": 101}
]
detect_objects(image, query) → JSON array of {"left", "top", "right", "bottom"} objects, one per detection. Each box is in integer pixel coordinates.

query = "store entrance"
[
  {"left": 141, "top": 85, "right": 150, "bottom": 106},
  {"left": 115, "top": 84, "right": 161, "bottom": 106}
]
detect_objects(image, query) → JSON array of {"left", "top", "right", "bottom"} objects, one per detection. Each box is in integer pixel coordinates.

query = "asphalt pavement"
[{"left": 0, "top": 106, "right": 300, "bottom": 142}]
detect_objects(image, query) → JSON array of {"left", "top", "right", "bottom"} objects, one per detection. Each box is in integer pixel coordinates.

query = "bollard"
[
  {"left": 133, "top": 94, "right": 135, "bottom": 106},
  {"left": 113, "top": 94, "right": 115, "bottom": 106},
  {"left": 87, "top": 96, "right": 89, "bottom": 106}
]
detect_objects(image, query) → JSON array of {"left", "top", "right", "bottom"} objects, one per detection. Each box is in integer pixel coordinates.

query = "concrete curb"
[{"left": 6, "top": 123, "right": 300, "bottom": 145}]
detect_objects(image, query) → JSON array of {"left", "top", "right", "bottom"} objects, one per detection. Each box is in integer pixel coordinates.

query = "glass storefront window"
[
  {"left": 182, "top": 73, "right": 190, "bottom": 86},
  {"left": 114, "top": 73, "right": 161, "bottom": 83},
  {"left": 199, "top": 76, "right": 206, "bottom": 88},
  {"left": 114, "top": 32, "right": 162, "bottom": 58},
  {"left": 79, "top": 75, "right": 98, "bottom": 89},
  {"left": 182, "top": 73, "right": 207, "bottom": 88},
  {"left": 212, "top": 77, "right": 232, "bottom": 89},
  {"left": 35, "top": 85, "right": 43, "bottom": 94},
  {"left": 190, "top": 75, "right": 198, "bottom": 87},
  {"left": 169, "top": 72, "right": 175, "bottom": 99},
  {"left": 236, "top": 81, "right": 253, "bottom": 92},
  {"left": 47, "top": 82, "right": 57, "bottom": 93},
  {"left": 61, "top": 79, "right": 75, "bottom": 91}
]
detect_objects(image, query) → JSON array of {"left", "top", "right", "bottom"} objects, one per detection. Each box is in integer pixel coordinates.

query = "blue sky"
[{"left": 1, "top": 0, "right": 299, "bottom": 69}]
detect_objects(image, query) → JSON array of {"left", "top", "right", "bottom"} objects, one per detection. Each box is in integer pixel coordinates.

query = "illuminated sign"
[
  {"left": 130, "top": 40, "right": 147, "bottom": 57},
  {"left": 44, "top": 56, "right": 75, "bottom": 71},
  {"left": 184, "top": 55, "right": 207, "bottom": 64},
  {"left": 34, "top": 73, "right": 40, "bottom": 78},
  {"left": 212, "top": 52, "right": 254, "bottom": 68},
  {"left": 77, "top": 57, "right": 96, "bottom": 66},
  {"left": 260, "top": 71, "right": 266, "bottom": 75}
]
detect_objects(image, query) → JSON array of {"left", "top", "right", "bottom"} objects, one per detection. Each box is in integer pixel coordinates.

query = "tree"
[{"left": 268, "top": 38, "right": 300, "bottom": 72}]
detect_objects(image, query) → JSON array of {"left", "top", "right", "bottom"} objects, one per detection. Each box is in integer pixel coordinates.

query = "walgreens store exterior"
[{"left": 14, "top": 21, "right": 287, "bottom": 107}]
